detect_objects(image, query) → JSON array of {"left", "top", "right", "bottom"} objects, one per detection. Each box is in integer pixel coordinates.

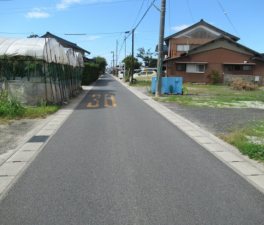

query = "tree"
[
  {"left": 122, "top": 55, "right": 141, "bottom": 76},
  {"left": 149, "top": 58, "right": 157, "bottom": 67},
  {"left": 136, "top": 47, "right": 157, "bottom": 67},
  {"left": 93, "top": 56, "right": 107, "bottom": 73},
  {"left": 27, "top": 34, "right": 39, "bottom": 38}
]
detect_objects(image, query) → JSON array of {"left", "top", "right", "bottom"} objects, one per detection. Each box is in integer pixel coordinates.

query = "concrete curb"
[{"left": 113, "top": 75, "right": 264, "bottom": 194}]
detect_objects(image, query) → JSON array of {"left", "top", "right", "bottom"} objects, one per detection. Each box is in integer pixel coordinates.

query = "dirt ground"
[{"left": 0, "top": 118, "right": 48, "bottom": 155}]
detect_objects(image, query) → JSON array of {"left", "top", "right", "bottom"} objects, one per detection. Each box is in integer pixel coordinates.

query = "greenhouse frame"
[{"left": 0, "top": 36, "right": 85, "bottom": 105}]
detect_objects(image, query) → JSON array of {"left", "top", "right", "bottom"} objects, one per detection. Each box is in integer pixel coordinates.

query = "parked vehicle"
[{"left": 132, "top": 69, "right": 157, "bottom": 82}]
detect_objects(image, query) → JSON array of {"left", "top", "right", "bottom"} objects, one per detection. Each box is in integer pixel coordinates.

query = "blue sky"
[{"left": 0, "top": 0, "right": 263, "bottom": 67}]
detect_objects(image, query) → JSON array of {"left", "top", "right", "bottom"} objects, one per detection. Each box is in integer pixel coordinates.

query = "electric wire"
[
  {"left": 132, "top": 0, "right": 146, "bottom": 29},
  {"left": 133, "top": 0, "right": 156, "bottom": 31},
  {"left": 186, "top": 0, "right": 194, "bottom": 23},
  {"left": 216, "top": 0, "right": 244, "bottom": 44},
  {"left": 125, "top": 0, "right": 156, "bottom": 41}
]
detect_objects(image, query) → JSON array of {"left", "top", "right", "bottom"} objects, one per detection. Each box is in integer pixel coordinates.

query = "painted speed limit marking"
[{"left": 87, "top": 94, "right": 116, "bottom": 108}]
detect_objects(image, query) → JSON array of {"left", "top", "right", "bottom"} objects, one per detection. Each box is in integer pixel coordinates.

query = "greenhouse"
[{"left": 0, "top": 36, "right": 84, "bottom": 105}]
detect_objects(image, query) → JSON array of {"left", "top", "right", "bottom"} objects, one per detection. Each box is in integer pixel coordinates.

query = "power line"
[
  {"left": 65, "top": 34, "right": 86, "bottom": 35},
  {"left": 134, "top": 0, "right": 156, "bottom": 31},
  {"left": 132, "top": 0, "right": 146, "bottom": 29},
  {"left": 216, "top": 0, "right": 244, "bottom": 44},
  {"left": 126, "top": 0, "right": 156, "bottom": 41},
  {"left": 186, "top": 0, "right": 194, "bottom": 23}
]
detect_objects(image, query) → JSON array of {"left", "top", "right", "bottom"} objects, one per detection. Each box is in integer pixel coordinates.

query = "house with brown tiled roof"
[{"left": 163, "top": 19, "right": 264, "bottom": 84}]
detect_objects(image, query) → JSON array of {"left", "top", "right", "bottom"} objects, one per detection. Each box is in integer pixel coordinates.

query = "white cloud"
[
  {"left": 56, "top": 0, "right": 83, "bottom": 10},
  {"left": 26, "top": 8, "right": 50, "bottom": 18},
  {"left": 171, "top": 25, "right": 190, "bottom": 32},
  {"left": 88, "top": 36, "right": 101, "bottom": 41}
]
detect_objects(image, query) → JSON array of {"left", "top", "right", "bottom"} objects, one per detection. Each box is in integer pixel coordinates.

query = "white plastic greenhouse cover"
[
  {"left": 0, "top": 36, "right": 69, "bottom": 65},
  {"left": 64, "top": 48, "right": 84, "bottom": 68},
  {"left": 64, "top": 48, "right": 76, "bottom": 67},
  {"left": 75, "top": 52, "right": 84, "bottom": 67}
]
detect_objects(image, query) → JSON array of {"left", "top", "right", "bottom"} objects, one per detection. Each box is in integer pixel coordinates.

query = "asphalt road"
[{"left": 0, "top": 74, "right": 264, "bottom": 224}]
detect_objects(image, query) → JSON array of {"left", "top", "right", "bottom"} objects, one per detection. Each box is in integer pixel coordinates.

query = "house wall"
[
  {"left": 169, "top": 38, "right": 213, "bottom": 58},
  {"left": 166, "top": 48, "right": 264, "bottom": 84}
]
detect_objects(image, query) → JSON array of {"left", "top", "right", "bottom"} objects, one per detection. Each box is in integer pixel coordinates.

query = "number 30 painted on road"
[{"left": 87, "top": 94, "right": 116, "bottom": 108}]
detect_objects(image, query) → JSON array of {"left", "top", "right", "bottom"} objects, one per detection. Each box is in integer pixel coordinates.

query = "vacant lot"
[
  {"left": 159, "top": 84, "right": 264, "bottom": 109},
  {"left": 133, "top": 83, "right": 264, "bottom": 163}
]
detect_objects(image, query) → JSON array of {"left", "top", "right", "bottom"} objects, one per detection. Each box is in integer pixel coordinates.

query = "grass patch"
[
  {"left": 0, "top": 91, "right": 59, "bottom": 120},
  {"left": 155, "top": 84, "right": 264, "bottom": 108},
  {"left": 219, "top": 120, "right": 264, "bottom": 162},
  {"left": 0, "top": 91, "right": 26, "bottom": 118},
  {"left": 25, "top": 105, "right": 59, "bottom": 119},
  {"left": 130, "top": 81, "right": 151, "bottom": 87}
]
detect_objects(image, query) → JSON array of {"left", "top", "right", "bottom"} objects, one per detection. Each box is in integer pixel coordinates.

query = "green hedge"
[{"left": 82, "top": 63, "right": 100, "bottom": 85}]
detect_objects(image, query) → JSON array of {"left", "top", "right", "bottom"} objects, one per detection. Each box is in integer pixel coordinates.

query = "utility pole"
[
  {"left": 124, "top": 31, "right": 129, "bottom": 77},
  {"left": 111, "top": 51, "right": 115, "bottom": 75},
  {"left": 124, "top": 31, "right": 130, "bottom": 59},
  {"left": 125, "top": 36, "right": 127, "bottom": 59},
  {"left": 116, "top": 40, "right": 118, "bottom": 71},
  {"left": 131, "top": 29, "right": 135, "bottom": 84},
  {"left": 155, "top": 0, "right": 166, "bottom": 97}
]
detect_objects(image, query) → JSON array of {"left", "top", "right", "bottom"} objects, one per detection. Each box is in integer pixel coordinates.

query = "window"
[
  {"left": 186, "top": 64, "right": 205, "bottom": 73},
  {"left": 197, "top": 65, "right": 204, "bottom": 72},
  {"left": 224, "top": 65, "right": 253, "bottom": 71},
  {"left": 177, "top": 44, "right": 189, "bottom": 51},
  {"left": 224, "top": 65, "right": 233, "bottom": 71},
  {"left": 176, "top": 64, "right": 186, "bottom": 71},
  {"left": 243, "top": 65, "right": 252, "bottom": 71}
]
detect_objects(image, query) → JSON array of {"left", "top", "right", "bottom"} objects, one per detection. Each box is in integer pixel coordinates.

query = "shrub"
[
  {"left": 210, "top": 69, "right": 220, "bottom": 85},
  {"left": 82, "top": 63, "right": 100, "bottom": 85},
  {"left": 231, "top": 78, "right": 259, "bottom": 91}
]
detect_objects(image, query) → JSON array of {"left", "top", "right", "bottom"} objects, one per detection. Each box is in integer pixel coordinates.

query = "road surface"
[{"left": 0, "top": 74, "right": 264, "bottom": 224}]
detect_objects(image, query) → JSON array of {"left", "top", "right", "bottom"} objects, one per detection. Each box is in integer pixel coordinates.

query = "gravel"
[
  {"left": 133, "top": 86, "right": 264, "bottom": 135},
  {"left": 159, "top": 103, "right": 264, "bottom": 134}
]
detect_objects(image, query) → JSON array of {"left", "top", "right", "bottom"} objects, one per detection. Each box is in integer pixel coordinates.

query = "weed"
[
  {"left": 0, "top": 91, "right": 59, "bottom": 120},
  {"left": 219, "top": 121, "right": 264, "bottom": 162},
  {"left": 231, "top": 78, "right": 259, "bottom": 91},
  {"left": 130, "top": 81, "right": 151, "bottom": 87},
  {"left": 0, "top": 90, "right": 26, "bottom": 118},
  {"left": 25, "top": 105, "right": 59, "bottom": 118},
  {"left": 154, "top": 83, "right": 264, "bottom": 108}
]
